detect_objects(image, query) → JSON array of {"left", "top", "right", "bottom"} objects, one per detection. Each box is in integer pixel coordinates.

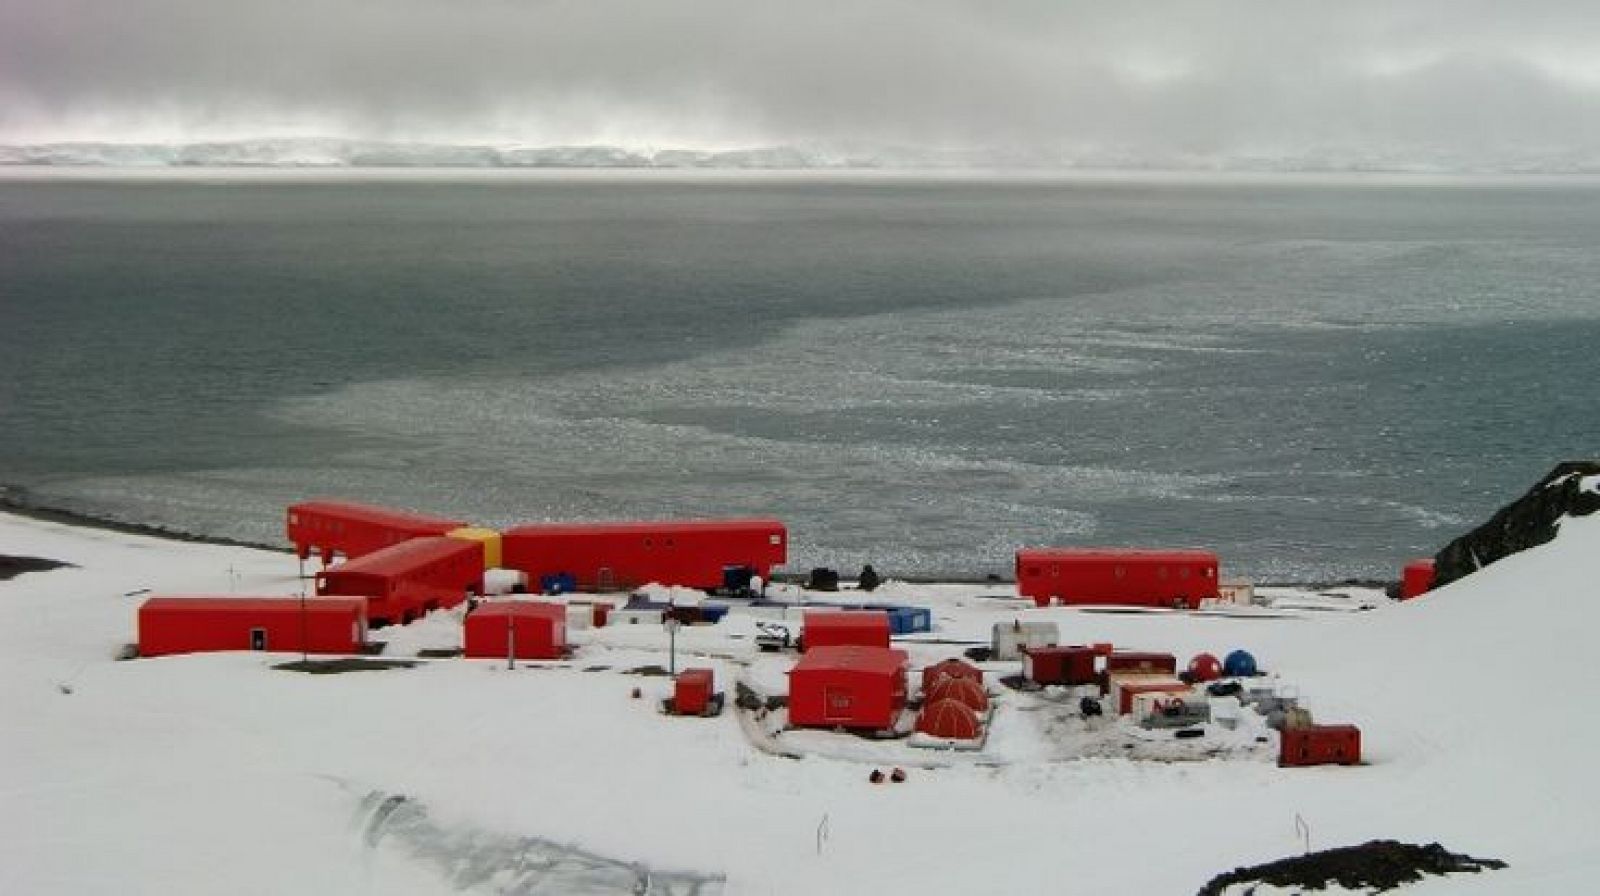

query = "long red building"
[
  {"left": 1015, "top": 548, "right": 1220, "bottom": 609},
  {"left": 315, "top": 536, "right": 484, "bottom": 626},
  {"left": 286, "top": 499, "right": 466, "bottom": 564},
  {"left": 500, "top": 518, "right": 787, "bottom": 591},
  {"left": 138, "top": 596, "right": 367, "bottom": 657}
]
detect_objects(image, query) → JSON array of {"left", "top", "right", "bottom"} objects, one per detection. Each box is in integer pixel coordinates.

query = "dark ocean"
[{"left": 3, "top": 170, "right": 1598, "bottom": 581}]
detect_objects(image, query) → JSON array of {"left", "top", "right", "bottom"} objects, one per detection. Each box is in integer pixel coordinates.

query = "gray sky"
[{"left": 3, "top": 1, "right": 1599, "bottom": 163}]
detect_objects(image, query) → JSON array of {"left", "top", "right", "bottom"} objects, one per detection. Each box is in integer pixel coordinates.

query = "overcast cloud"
[{"left": 3, "top": 1, "right": 1600, "bottom": 165}]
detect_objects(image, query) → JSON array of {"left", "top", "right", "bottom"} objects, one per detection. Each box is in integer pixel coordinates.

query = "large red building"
[
  {"left": 787, "top": 646, "right": 909, "bottom": 730},
  {"left": 138, "top": 596, "right": 367, "bottom": 657},
  {"left": 500, "top": 518, "right": 787, "bottom": 591},
  {"left": 315, "top": 536, "right": 484, "bottom": 626},
  {"left": 463, "top": 601, "right": 566, "bottom": 660},
  {"left": 1015, "top": 548, "right": 1220, "bottom": 609},
  {"left": 286, "top": 500, "right": 465, "bottom": 564}
]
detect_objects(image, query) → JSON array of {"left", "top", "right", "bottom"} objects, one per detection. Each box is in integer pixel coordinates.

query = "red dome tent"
[
  {"left": 920, "top": 658, "right": 983, "bottom": 693},
  {"left": 926, "top": 675, "right": 989, "bottom": 713},
  {"left": 916, "top": 698, "right": 981, "bottom": 740}
]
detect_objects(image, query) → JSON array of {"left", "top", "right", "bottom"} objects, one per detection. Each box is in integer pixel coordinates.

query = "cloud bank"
[{"left": 3, "top": 1, "right": 1599, "bottom": 168}]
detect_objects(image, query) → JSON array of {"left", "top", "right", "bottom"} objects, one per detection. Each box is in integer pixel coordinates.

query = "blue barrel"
[{"left": 1223, "top": 649, "right": 1259, "bottom": 677}]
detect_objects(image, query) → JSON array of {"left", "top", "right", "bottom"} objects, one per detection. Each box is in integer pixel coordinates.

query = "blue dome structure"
[{"left": 1223, "top": 649, "right": 1258, "bottom": 677}]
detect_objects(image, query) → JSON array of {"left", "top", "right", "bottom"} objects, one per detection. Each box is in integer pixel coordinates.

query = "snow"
[{"left": 4, "top": 508, "right": 1599, "bottom": 894}]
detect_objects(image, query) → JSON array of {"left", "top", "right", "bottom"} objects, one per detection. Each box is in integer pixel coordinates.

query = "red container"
[
  {"left": 674, "top": 668, "right": 714, "bottom": 715},
  {"left": 463, "top": 601, "right": 567, "bottom": 660},
  {"left": 286, "top": 500, "right": 465, "bottom": 564},
  {"left": 788, "top": 646, "right": 909, "bottom": 730},
  {"left": 1105, "top": 651, "right": 1178, "bottom": 675},
  {"left": 138, "top": 596, "right": 367, "bottom": 657},
  {"left": 1022, "top": 646, "right": 1098, "bottom": 686},
  {"left": 1401, "top": 559, "right": 1436, "bottom": 600},
  {"left": 1115, "top": 679, "right": 1189, "bottom": 715},
  {"left": 1015, "top": 548, "right": 1219, "bottom": 609},
  {"left": 802, "top": 610, "right": 891, "bottom": 651},
  {"left": 501, "top": 518, "right": 787, "bottom": 592},
  {"left": 1279, "top": 724, "right": 1362, "bottom": 767},
  {"left": 316, "top": 536, "right": 485, "bottom": 626},
  {"left": 921, "top": 658, "right": 983, "bottom": 693}
]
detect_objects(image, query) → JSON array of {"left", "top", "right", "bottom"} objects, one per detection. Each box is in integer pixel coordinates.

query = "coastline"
[
  {"left": 0, "top": 487, "right": 289, "bottom": 555},
  {"left": 0, "top": 488, "right": 1396, "bottom": 591}
]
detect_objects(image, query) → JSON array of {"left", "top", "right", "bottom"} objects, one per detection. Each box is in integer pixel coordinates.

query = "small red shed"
[
  {"left": 500, "top": 518, "right": 788, "bottom": 592},
  {"left": 1280, "top": 724, "right": 1362, "bottom": 767},
  {"left": 316, "top": 536, "right": 485, "bottom": 626},
  {"left": 788, "top": 646, "right": 909, "bottom": 730},
  {"left": 1105, "top": 651, "right": 1178, "bottom": 676},
  {"left": 920, "top": 658, "right": 983, "bottom": 693},
  {"left": 463, "top": 601, "right": 567, "bottom": 660},
  {"left": 916, "top": 698, "right": 982, "bottom": 740},
  {"left": 674, "top": 668, "right": 715, "bottom": 716},
  {"left": 138, "top": 596, "right": 367, "bottom": 657},
  {"left": 1401, "top": 559, "right": 1436, "bottom": 600},
  {"left": 1015, "top": 548, "right": 1220, "bottom": 609},
  {"left": 801, "top": 610, "right": 891, "bottom": 651},
  {"left": 1023, "top": 645, "right": 1098, "bottom": 686},
  {"left": 286, "top": 499, "right": 465, "bottom": 564}
]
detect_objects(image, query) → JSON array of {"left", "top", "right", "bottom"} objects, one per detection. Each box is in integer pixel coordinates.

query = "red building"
[
  {"left": 500, "top": 518, "right": 787, "bottom": 591},
  {"left": 673, "top": 668, "right": 715, "bottom": 716},
  {"left": 1401, "top": 559, "right": 1436, "bottom": 600},
  {"left": 1022, "top": 646, "right": 1098, "bottom": 686},
  {"left": 316, "top": 536, "right": 485, "bottom": 626},
  {"left": 138, "top": 596, "right": 367, "bottom": 657},
  {"left": 463, "top": 601, "right": 566, "bottom": 660},
  {"left": 286, "top": 500, "right": 465, "bottom": 564},
  {"left": 801, "top": 610, "right": 891, "bottom": 651},
  {"left": 1280, "top": 725, "right": 1362, "bottom": 767},
  {"left": 788, "top": 646, "right": 909, "bottom": 730},
  {"left": 1015, "top": 548, "right": 1220, "bottom": 609}
]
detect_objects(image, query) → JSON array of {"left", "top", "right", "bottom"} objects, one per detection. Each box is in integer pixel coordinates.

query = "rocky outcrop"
[{"left": 1434, "top": 461, "right": 1600, "bottom": 588}]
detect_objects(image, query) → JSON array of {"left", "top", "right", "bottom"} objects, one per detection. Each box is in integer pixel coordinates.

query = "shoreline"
[{"left": 0, "top": 493, "right": 1396, "bottom": 591}]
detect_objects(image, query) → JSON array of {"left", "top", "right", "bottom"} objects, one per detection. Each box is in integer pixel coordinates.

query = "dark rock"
[
  {"left": 1435, "top": 461, "right": 1600, "bottom": 588},
  {"left": 1196, "top": 839, "right": 1507, "bottom": 896}
]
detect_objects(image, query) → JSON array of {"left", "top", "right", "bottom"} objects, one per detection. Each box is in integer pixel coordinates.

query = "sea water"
[{"left": 3, "top": 170, "right": 1598, "bottom": 580}]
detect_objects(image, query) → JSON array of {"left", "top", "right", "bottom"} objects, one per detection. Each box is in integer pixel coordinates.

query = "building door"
[
  {"left": 250, "top": 628, "right": 267, "bottom": 651},
  {"left": 824, "top": 687, "right": 853, "bottom": 721}
]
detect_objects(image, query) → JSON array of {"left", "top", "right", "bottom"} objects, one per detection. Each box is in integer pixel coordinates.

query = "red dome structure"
[
  {"left": 926, "top": 675, "right": 989, "bottom": 712},
  {"left": 916, "top": 698, "right": 981, "bottom": 740},
  {"left": 1187, "top": 652, "right": 1223, "bottom": 682},
  {"left": 920, "top": 658, "right": 983, "bottom": 693}
]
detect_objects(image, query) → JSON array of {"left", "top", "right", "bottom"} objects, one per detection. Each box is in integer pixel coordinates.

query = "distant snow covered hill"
[{"left": 7, "top": 140, "right": 1600, "bottom": 172}]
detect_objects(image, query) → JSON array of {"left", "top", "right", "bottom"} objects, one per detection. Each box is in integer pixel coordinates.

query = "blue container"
[
  {"left": 625, "top": 595, "right": 671, "bottom": 611},
  {"left": 700, "top": 605, "right": 730, "bottom": 624},
  {"left": 881, "top": 606, "right": 932, "bottom": 635},
  {"left": 1223, "top": 649, "right": 1259, "bottom": 677},
  {"left": 540, "top": 572, "right": 577, "bottom": 595}
]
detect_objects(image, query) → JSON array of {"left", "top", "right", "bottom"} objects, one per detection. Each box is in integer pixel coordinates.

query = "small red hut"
[
  {"left": 463, "top": 602, "right": 567, "bottom": 660},
  {"left": 788, "top": 646, "right": 909, "bottom": 730},
  {"left": 801, "top": 610, "right": 891, "bottom": 651},
  {"left": 1401, "top": 559, "right": 1436, "bottom": 600}
]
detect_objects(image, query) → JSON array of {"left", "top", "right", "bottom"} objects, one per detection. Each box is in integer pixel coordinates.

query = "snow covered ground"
[{"left": 3, "top": 508, "right": 1597, "bottom": 894}]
